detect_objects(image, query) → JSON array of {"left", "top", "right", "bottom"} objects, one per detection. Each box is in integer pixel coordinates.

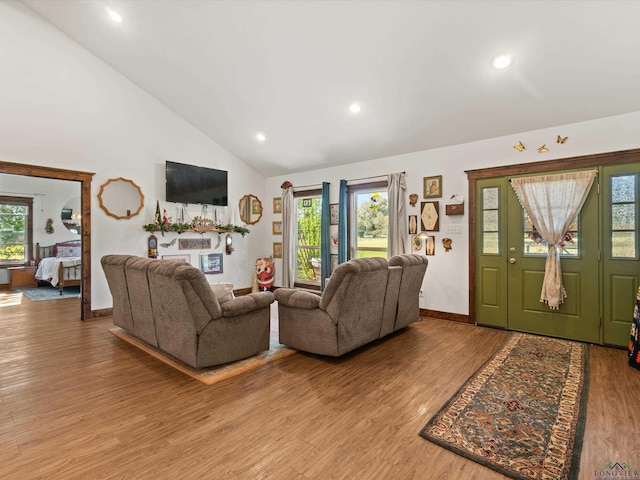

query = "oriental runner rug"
[
  {"left": 109, "top": 326, "right": 296, "bottom": 386},
  {"left": 420, "top": 332, "right": 589, "bottom": 480}
]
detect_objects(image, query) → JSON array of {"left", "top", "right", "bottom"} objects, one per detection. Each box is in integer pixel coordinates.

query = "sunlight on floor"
[{"left": 0, "top": 292, "right": 23, "bottom": 307}]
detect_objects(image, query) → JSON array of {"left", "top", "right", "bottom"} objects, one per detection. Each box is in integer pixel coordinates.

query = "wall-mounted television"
[{"left": 165, "top": 161, "right": 228, "bottom": 206}]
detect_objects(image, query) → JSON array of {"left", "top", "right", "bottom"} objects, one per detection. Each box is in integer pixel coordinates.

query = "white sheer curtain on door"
[{"left": 510, "top": 170, "right": 597, "bottom": 309}]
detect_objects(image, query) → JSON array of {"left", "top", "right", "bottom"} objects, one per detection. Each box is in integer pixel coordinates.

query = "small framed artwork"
[
  {"left": 272, "top": 221, "right": 283, "bottom": 235},
  {"left": 200, "top": 253, "right": 223, "bottom": 274},
  {"left": 273, "top": 197, "right": 282, "bottom": 214},
  {"left": 424, "top": 175, "right": 442, "bottom": 198},
  {"left": 273, "top": 242, "right": 283, "bottom": 258},
  {"left": 408, "top": 215, "right": 418, "bottom": 234},
  {"left": 411, "top": 235, "right": 423, "bottom": 251},
  {"left": 302, "top": 198, "right": 312, "bottom": 208},
  {"left": 330, "top": 203, "right": 339, "bottom": 225},
  {"left": 425, "top": 236, "right": 436, "bottom": 256},
  {"left": 330, "top": 225, "right": 338, "bottom": 253},
  {"left": 162, "top": 254, "right": 190, "bottom": 263},
  {"left": 330, "top": 254, "right": 338, "bottom": 273},
  {"left": 179, "top": 238, "right": 212, "bottom": 250},
  {"left": 420, "top": 201, "right": 440, "bottom": 232}
]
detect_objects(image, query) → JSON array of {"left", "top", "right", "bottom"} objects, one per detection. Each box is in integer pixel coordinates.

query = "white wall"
[
  {"left": 266, "top": 111, "right": 640, "bottom": 315},
  {"left": 0, "top": 1, "right": 268, "bottom": 310}
]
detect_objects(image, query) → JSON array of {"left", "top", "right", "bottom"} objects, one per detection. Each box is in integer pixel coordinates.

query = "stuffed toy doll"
[{"left": 255, "top": 256, "right": 275, "bottom": 291}]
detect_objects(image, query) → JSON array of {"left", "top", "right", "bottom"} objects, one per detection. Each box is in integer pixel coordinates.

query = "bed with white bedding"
[{"left": 35, "top": 240, "right": 82, "bottom": 295}]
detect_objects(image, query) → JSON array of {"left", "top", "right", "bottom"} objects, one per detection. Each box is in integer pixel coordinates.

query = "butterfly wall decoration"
[
  {"left": 557, "top": 135, "right": 568, "bottom": 144},
  {"left": 537, "top": 144, "right": 549, "bottom": 153},
  {"left": 513, "top": 141, "right": 525, "bottom": 152}
]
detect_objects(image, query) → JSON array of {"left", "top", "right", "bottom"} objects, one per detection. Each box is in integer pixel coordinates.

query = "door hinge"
[
  {"left": 597, "top": 182, "right": 600, "bottom": 195},
  {"left": 598, "top": 250, "right": 601, "bottom": 261}
]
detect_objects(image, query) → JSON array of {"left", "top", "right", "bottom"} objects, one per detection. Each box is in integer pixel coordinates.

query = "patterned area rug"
[
  {"left": 109, "top": 327, "right": 296, "bottom": 385},
  {"left": 16, "top": 285, "right": 81, "bottom": 301},
  {"left": 420, "top": 332, "right": 589, "bottom": 480}
]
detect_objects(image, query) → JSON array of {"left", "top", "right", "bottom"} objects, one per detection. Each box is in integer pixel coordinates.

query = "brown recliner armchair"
[
  {"left": 276, "top": 257, "right": 389, "bottom": 356},
  {"left": 101, "top": 255, "right": 274, "bottom": 368},
  {"left": 389, "top": 254, "right": 429, "bottom": 331}
]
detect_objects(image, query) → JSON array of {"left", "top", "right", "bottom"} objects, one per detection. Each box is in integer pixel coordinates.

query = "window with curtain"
[
  {"left": 523, "top": 211, "right": 579, "bottom": 257},
  {"left": 348, "top": 182, "right": 389, "bottom": 258},
  {"left": 295, "top": 191, "right": 322, "bottom": 286},
  {"left": 0, "top": 196, "right": 33, "bottom": 266}
]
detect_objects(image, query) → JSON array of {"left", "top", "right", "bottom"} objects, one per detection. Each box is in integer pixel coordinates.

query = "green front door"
[
  {"left": 505, "top": 171, "right": 600, "bottom": 343},
  {"left": 476, "top": 170, "right": 601, "bottom": 344}
]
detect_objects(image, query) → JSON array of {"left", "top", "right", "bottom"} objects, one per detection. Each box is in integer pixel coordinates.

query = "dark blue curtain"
[
  {"left": 338, "top": 179, "right": 348, "bottom": 263},
  {"left": 320, "top": 182, "right": 331, "bottom": 290}
]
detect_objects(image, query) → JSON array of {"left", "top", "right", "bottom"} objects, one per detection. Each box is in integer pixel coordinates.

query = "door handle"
[{"left": 509, "top": 258, "right": 517, "bottom": 264}]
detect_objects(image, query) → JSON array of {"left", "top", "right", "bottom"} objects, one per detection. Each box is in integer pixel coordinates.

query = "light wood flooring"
[{"left": 0, "top": 293, "right": 638, "bottom": 479}]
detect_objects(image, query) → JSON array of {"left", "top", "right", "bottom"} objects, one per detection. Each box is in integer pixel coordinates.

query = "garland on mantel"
[{"left": 143, "top": 222, "right": 250, "bottom": 237}]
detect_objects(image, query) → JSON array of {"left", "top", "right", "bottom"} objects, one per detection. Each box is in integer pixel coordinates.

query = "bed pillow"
[
  {"left": 210, "top": 282, "right": 235, "bottom": 304},
  {"left": 55, "top": 242, "right": 81, "bottom": 258}
]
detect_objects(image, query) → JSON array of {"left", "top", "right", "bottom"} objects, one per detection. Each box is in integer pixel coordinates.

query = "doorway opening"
[{"left": 0, "top": 161, "right": 94, "bottom": 320}]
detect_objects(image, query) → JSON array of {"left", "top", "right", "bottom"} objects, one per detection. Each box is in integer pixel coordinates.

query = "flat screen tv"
[{"left": 165, "top": 161, "right": 228, "bottom": 206}]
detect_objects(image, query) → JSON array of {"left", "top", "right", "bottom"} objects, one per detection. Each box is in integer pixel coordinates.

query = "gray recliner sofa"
[
  {"left": 101, "top": 254, "right": 274, "bottom": 368},
  {"left": 274, "top": 254, "right": 428, "bottom": 356}
]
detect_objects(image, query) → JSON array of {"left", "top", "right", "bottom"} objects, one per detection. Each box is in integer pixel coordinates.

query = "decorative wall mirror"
[
  {"left": 61, "top": 196, "right": 82, "bottom": 235},
  {"left": 238, "top": 194, "right": 263, "bottom": 225},
  {"left": 98, "top": 177, "right": 145, "bottom": 220}
]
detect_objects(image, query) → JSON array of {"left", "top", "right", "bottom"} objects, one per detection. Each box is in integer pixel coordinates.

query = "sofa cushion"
[{"left": 211, "top": 282, "right": 235, "bottom": 304}]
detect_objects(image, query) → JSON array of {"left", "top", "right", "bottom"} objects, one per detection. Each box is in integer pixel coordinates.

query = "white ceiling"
[{"left": 22, "top": 0, "right": 640, "bottom": 177}]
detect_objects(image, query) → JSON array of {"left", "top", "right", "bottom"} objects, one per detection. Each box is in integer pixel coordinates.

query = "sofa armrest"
[
  {"left": 221, "top": 291, "right": 274, "bottom": 317},
  {"left": 274, "top": 288, "right": 321, "bottom": 310}
]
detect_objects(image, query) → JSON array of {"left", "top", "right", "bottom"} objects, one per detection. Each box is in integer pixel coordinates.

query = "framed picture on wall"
[
  {"left": 273, "top": 197, "right": 282, "bottom": 214},
  {"left": 420, "top": 201, "right": 440, "bottom": 231},
  {"left": 330, "top": 203, "right": 339, "bottom": 225},
  {"left": 272, "top": 221, "right": 282, "bottom": 235},
  {"left": 273, "top": 242, "right": 283, "bottom": 258},
  {"left": 200, "top": 253, "right": 223, "bottom": 274},
  {"left": 330, "top": 225, "right": 338, "bottom": 253},
  {"left": 330, "top": 254, "right": 338, "bottom": 273},
  {"left": 423, "top": 175, "right": 442, "bottom": 198},
  {"left": 409, "top": 215, "right": 418, "bottom": 234},
  {"left": 425, "top": 236, "right": 436, "bottom": 256}
]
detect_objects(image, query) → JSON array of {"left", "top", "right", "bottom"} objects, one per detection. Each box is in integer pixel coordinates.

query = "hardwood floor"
[{"left": 0, "top": 294, "right": 638, "bottom": 479}]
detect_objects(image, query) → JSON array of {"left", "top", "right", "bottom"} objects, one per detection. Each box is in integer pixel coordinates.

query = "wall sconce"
[{"left": 225, "top": 234, "right": 234, "bottom": 255}]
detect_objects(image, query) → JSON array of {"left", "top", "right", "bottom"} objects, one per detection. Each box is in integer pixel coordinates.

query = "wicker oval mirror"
[
  {"left": 238, "top": 194, "right": 262, "bottom": 225},
  {"left": 98, "top": 177, "right": 145, "bottom": 220}
]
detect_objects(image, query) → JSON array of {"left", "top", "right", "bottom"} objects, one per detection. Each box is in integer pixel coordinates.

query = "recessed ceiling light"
[
  {"left": 349, "top": 104, "right": 362, "bottom": 114},
  {"left": 106, "top": 7, "right": 123, "bottom": 23},
  {"left": 256, "top": 132, "right": 266, "bottom": 142},
  {"left": 492, "top": 55, "right": 512, "bottom": 69}
]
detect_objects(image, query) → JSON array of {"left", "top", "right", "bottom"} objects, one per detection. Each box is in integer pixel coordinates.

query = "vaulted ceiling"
[{"left": 22, "top": 0, "right": 640, "bottom": 177}]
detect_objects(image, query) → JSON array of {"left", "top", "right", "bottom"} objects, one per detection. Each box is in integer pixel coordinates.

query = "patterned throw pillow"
[
  {"left": 56, "top": 243, "right": 81, "bottom": 258},
  {"left": 210, "top": 282, "right": 235, "bottom": 304}
]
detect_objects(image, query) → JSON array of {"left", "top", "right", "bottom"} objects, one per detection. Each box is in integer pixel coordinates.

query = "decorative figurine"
[{"left": 255, "top": 256, "right": 275, "bottom": 291}]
